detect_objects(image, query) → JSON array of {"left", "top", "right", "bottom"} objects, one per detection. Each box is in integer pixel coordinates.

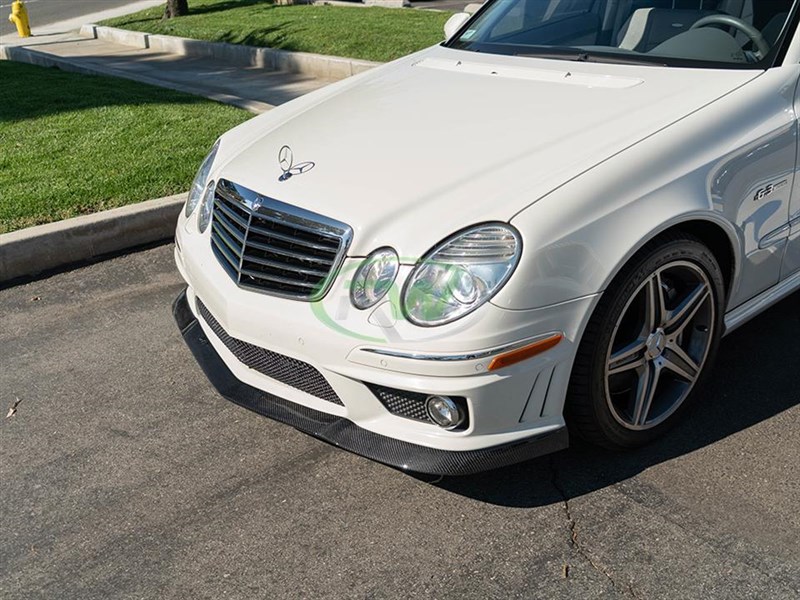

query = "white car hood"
[{"left": 217, "top": 46, "right": 760, "bottom": 257}]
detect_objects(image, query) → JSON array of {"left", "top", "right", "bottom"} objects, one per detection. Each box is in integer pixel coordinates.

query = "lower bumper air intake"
[{"left": 173, "top": 288, "right": 568, "bottom": 475}]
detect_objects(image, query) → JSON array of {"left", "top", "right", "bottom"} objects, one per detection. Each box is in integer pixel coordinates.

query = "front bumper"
[{"left": 173, "top": 289, "right": 569, "bottom": 475}]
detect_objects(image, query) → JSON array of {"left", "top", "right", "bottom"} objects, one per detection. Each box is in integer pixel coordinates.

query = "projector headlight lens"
[
  {"left": 402, "top": 224, "right": 521, "bottom": 326},
  {"left": 350, "top": 247, "right": 399, "bottom": 310}
]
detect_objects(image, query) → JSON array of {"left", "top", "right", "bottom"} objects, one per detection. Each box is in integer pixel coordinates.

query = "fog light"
[{"left": 426, "top": 395, "right": 464, "bottom": 430}]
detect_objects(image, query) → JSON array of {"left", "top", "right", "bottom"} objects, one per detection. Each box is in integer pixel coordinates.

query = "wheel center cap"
[{"left": 645, "top": 328, "right": 666, "bottom": 360}]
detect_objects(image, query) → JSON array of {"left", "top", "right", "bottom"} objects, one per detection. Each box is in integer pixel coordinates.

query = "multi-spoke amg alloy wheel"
[
  {"left": 605, "top": 262, "right": 714, "bottom": 430},
  {"left": 567, "top": 234, "right": 725, "bottom": 449}
]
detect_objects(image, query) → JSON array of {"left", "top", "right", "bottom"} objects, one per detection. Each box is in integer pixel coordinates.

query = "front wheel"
[{"left": 566, "top": 234, "right": 726, "bottom": 449}]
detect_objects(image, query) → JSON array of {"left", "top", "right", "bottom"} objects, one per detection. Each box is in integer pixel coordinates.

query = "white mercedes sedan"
[{"left": 173, "top": 0, "right": 800, "bottom": 474}]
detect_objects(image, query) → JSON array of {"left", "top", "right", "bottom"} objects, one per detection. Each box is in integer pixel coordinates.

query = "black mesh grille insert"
[
  {"left": 369, "top": 385, "right": 431, "bottom": 422},
  {"left": 197, "top": 298, "right": 344, "bottom": 406},
  {"left": 367, "top": 384, "right": 469, "bottom": 429}
]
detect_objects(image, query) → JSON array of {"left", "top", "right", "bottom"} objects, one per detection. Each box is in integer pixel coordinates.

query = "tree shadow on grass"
[
  {"left": 418, "top": 290, "right": 800, "bottom": 508},
  {"left": 215, "top": 25, "right": 299, "bottom": 51},
  {"left": 0, "top": 59, "right": 220, "bottom": 123},
  {"left": 186, "top": 0, "right": 275, "bottom": 17}
]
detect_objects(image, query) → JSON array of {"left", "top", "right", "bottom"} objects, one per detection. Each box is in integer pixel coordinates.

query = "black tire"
[{"left": 566, "top": 232, "right": 726, "bottom": 449}]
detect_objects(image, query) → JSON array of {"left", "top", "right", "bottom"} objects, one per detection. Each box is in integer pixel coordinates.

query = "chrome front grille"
[{"left": 210, "top": 178, "right": 352, "bottom": 301}]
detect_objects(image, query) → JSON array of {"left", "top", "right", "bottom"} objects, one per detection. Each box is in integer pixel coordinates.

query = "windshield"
[{"left": 447, "top": 0, "right": 796, "bottom": 67}]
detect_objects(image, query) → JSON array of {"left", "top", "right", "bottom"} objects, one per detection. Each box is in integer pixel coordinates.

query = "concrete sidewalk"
[{"left": 1, "top": 30, "right": 335, "bottom": 113}]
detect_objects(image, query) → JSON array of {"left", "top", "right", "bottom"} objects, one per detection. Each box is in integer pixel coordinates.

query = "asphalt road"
[
  {"left": 1, "top": 245, "right": 799, "bottom": 599},
  {"left": 0, "top": 0, "right": 153, "bottom": 39}
]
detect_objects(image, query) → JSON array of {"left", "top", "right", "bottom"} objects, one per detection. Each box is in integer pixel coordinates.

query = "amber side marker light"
[{"left": 487, "top": 333, "right": 564, "bottom": 371}]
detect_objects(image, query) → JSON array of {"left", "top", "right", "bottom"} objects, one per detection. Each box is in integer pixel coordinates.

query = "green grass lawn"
[
  {"left": 0, "top": 61, "right": 251, "bottom": 234},
  {"left": 102, "top": 0, "right": 451, "bottom": 63}
]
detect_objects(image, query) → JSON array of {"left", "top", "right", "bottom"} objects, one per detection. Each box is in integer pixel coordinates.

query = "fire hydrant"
[{"left": 8, "top": 0, "right": 31, "bottom": 38}]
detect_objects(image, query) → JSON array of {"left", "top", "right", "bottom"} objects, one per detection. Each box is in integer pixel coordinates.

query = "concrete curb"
[
  {"left": 0, "top": 44, "right": 275, "bottom": 114},
  {"left": 80, "top": 24, "right": 381, "bottom": 79},
  {"left": 0, "top": 194, "right": 186, "bottom": 284}
]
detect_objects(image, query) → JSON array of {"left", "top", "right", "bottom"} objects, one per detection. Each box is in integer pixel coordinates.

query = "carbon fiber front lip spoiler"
[{"left": 172, "top": 289, "right": 569, "bottom": 475}]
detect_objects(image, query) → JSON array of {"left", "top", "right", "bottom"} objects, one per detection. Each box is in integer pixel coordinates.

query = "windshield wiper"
[{"left": 515, "top": 50, "right": 666, "bottom": 67}]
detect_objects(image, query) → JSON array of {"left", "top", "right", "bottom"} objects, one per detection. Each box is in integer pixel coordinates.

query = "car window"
[{"left": 449, "top": 0, "right": 796, "bottom": 68}]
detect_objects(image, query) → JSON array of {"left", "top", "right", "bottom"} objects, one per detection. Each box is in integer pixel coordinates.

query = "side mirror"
[{"left": 444, "top": 12, "right": 470, "bottom": 41}]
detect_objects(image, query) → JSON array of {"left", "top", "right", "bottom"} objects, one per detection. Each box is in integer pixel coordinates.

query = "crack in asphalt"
[{"left": 549, "top": 456, "right": 638, "bottom": 598}]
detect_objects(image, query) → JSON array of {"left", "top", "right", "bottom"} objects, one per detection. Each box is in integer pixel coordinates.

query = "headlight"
[
  {"left": 350, "top": 247, "right": 399, "bottom": 309},
  {"left": 197, "top": 181, "right": 216, "bottom": 233},
  {"left": 185, "top": 140, "right": 220, "bottom": 218},
  {"left": 402, "top": 224, "right": 521, "bottom": 326}
]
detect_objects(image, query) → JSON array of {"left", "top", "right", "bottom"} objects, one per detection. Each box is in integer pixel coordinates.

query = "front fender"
[{"left": 494, "top": 64, "right": 799, "bottom": 311}]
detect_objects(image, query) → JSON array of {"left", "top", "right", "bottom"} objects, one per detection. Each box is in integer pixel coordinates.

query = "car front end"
[
  {"left": 172, "top": 166, "right": 594, "bottom": 473},
  {"left": 172, "top": 0, "right": 798, "bottom": 473}
]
